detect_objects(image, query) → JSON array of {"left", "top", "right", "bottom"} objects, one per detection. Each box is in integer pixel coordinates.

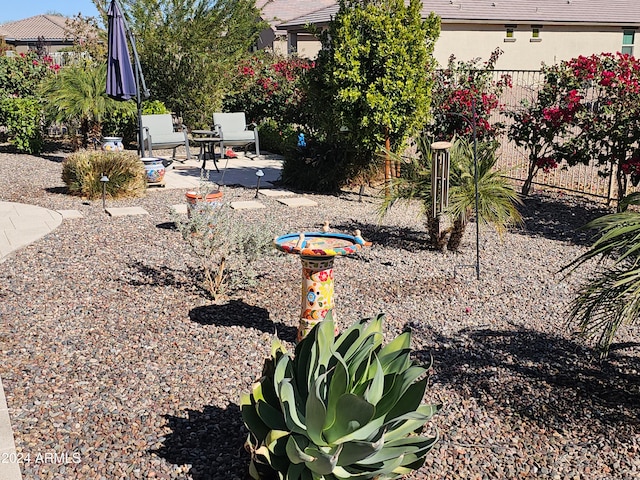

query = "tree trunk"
[
  {"left": 521, "top": 158, "right": 538, "bottom": 196},
  {"left": 447, "top": 216, "right": 467, "bottom": 252}
]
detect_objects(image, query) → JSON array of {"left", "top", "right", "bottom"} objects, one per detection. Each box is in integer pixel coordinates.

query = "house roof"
[
  {"left": 0, "top": 15, "right": 71, "bottom": 42},
  {"left": 257, "top": 0, "right": 337, "bottom": 31},
  {"left": 279, "top": 0, "right": 640, "bottom": 29}
]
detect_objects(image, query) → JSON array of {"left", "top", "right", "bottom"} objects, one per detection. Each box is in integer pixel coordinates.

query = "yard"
[{"left": 0, "top": 148, "right": 638, "bottom": 479}]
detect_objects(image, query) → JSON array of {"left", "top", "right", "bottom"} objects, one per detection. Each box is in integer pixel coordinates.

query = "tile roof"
[
  {"left": 0, "top": 15, "right": 71, "bottom": 42},
  {"left": 257, "top": 0, "right": 337, "bottom": 30},
  {"left": 279, "top": 0, "right": 640, "bottom": 28}
]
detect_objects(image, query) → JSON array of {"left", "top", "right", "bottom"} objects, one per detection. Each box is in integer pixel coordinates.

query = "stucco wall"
[{"left": 435, "top": 23, "right": 635, "bottom": 69}]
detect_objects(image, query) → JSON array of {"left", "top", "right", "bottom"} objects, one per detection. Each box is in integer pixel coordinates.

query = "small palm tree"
[
  {"left": 381, "top": 136, "right": 522, "bottom": 251},
  {"left": 562, "top": 193, "right": 640, "bottom": 356},
  {"left": 41, "top": 62, "right": 134, "bottom": 148}
]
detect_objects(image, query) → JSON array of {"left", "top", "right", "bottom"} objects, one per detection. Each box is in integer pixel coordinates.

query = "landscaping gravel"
[{"left": 0, "top": 148, "right": 638, "bottom": 479}]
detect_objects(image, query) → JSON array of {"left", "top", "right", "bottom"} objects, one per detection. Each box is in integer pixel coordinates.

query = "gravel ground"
[{"left": 0, "top": 147, "right": 639, "bottom": 479}]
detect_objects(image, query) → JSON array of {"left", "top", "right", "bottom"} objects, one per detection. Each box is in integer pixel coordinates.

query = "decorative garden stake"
[
  {"left": 274, "top": 226, "right": 369, "bottom": 341},
  {"left": 254, "top": 169, "right": 264, "bottom": 198}
]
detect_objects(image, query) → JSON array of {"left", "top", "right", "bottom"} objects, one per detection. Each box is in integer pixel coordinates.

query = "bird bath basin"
[{"left": 274, "top": 229, "right": 369, "bottom": 342}]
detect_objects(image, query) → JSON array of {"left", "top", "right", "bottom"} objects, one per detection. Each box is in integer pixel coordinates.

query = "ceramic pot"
[
  {"left": 101, "top": 136, "right": 124, "bottom": 152},
  {"left": 141, "top": 157, "right": 166, "bottom": 184},
  {"left": 185, "top": 190, "right": 223, "bottom": 218}
]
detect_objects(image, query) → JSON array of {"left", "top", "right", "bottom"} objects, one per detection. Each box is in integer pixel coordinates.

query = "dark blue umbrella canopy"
[{"left": 106, "top": 0, "right": 137, "bottom": 101}]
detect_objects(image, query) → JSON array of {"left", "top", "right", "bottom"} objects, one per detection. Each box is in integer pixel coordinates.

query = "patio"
[{"left": 0, "top": 148, "right": 638, "bottom": 479}]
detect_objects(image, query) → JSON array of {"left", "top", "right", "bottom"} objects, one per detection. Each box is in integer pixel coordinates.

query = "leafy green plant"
[
  {"left": 0, "top": 97, "right": 43, "bottom": 154},
  {"left": 241, "top": 313, "right": 440, "bottom": 480},
  {"left": 0, "top": 51, "right": 57, "bottom": 98},
  {"left": 61, "top": 150, "right": 146, "bottom": 199},
  {"left": 562, "top": 192, "right": 640, "bottom": 356},
  {"left": 173, "top": 181, "right": 274, "bottom": 301},
  {"left": 258, "top": 119, "right": 299, "bottom": 155},
  {"left": 381, "top": 136, "right": 522, "bottom": 251}
]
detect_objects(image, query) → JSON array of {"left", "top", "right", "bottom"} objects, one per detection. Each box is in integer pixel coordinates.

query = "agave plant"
[
  {"left": 241, "top": 313, "right": 440, "bottom": 480},
  {"left": 562, "top": 192, "right": 640, "bottom": 356},
  {"left": 381, "top": 136, "right": 522, "bottom": 251}
]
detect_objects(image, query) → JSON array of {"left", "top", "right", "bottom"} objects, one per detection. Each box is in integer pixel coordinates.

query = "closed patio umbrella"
[{"left": 106, "top": 0, "right": 150, "bottom": 156}]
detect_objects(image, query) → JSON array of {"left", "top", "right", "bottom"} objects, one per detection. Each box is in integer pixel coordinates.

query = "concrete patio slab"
[
  {"left": 170, "top": 204, "right": 188, "bottom": 215},
  {"left": 259, "top": 189, "right": 296, "bottom": 197},
  {"left": 230, "top": 200, "right": 266, "bottom": 210},
  {"left": 276, "top": 197, "right": 318, "bottom": 207},
  {"left": 0, "top": 376, "right": 23, "bottom": 480},
  {"left": 105, "top": 207, "right": 150, "bottom": 217}
]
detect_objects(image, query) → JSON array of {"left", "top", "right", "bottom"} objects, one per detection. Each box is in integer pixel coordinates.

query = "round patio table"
[{"left": 192, "top": 130, "right": 221, "bottom": 171}]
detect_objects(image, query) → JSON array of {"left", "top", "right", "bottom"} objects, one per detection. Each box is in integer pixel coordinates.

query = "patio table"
[{"left": 192, "top": 130, "right": 221, "bottom": 171}]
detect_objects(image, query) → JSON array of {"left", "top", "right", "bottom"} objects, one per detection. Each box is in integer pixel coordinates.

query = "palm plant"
[
  {"left": 562, "top": 193, "right": 640, "bottom": 356},
  {"left": 41, "top": 62, "right": 134, "bottom": 148},
  {"left": 381, "top": 136, "right": 522, "bottom": 251}
]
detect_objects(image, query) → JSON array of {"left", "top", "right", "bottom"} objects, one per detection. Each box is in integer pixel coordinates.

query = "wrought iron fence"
[{"left": 488, "top": 69, "right": 618, "bottom": 202}]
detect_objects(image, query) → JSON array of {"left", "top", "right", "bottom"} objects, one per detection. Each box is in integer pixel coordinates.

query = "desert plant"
[
  {"left": 562, "top": 192, "right": 640, "bottom": 357},
  {"left": 61, "top": 150, "right": 146, "bottom": 199},
  {"left": 381, "top": 136, "right": 522, "bottom": 251},
  {"left": 241, "top": 313, "right": 440, "bottom": 480},
  {"left": 173, "top": 181, "right": 274, "bottom": 301}
]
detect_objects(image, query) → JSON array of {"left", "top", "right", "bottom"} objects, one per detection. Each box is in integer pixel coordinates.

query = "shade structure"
[{"left": 106, "top": 0, "right": 137, "bottom": 101}]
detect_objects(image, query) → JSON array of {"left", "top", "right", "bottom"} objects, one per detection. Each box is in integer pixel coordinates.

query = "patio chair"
[
  {"left": 141, "top": 114, "right": 191, "bottom": 160},
  {"left": 212, "top": 112, "right": 260, "bottom": 159}
]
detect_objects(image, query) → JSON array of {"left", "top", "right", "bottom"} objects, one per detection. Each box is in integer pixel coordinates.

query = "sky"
[{"left": 0, "top": 0, "right": 101, "bottom": 25}]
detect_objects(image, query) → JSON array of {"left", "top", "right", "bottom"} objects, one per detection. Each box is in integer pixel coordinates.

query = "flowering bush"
[
  {"left": 510, "top": 53, "right": 640, "bottom": 202},
  {"left": 428, "top": 48, "right": 511, "bottom": 142},
  {"left": 0, "top": 51, "right": 58, "bottom": 98},
  {"left": 222, "top": 52, "right": 313, "bottom": 126}
]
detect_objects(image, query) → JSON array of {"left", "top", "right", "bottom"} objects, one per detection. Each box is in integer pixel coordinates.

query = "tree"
[
  {"left": 41, "top": 62, "right": 134, "bottom": 147},
  {"left": 381, "top": 136, "right": 522, "bottom": 252},
  {"left": 562, "top": 193, "right": 640, "bottom": 357},
  {"left": 308, "top": 0, "right": 440, "bottom": 187},
  {"left": 120, "top": 0, "right": 265, "bottom": 128}
]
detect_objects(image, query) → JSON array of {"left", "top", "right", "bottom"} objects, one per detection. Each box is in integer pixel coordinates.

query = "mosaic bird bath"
[{"left": 274, "top": 228, "right": 369, "bottom": 342}]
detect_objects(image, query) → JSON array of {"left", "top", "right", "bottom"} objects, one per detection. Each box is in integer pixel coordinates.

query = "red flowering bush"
[
  {"left": 222, "top": 52, "right": 313, "bottom": 126},
  {"left": 428, "top": 48, "right": 511, "bottom": 142},
  {"left": 0, "top": 51, "right": 58, "bottom": 98}
]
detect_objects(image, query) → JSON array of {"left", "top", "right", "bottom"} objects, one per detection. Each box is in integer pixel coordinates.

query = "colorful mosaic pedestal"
[{"left": 274, "top": 231, "right": 368, "bottom": 342}]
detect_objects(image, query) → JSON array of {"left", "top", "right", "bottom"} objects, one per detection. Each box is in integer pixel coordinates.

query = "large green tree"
[
  {"left": 308, "top": 0, "right": 440, "bottom": 184},
  {"left": 116, "top": 0, "right": 264, "bottom": 127}
]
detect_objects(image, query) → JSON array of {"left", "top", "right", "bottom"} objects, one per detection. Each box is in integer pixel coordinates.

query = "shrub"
[
  {"left": 61, "top": 150, "right": 146, "bottom": 199},
  {"left": 102, "top": 99, "right": 171, "bottom": 147},
  {"left": 258, "top": 119, "right": 299, "bottom": 155},
  {"left": 0, "top": 96, "right": 43, "bottom": 154},
  {"left": 0, "top": 51, "right": 57, "bottom": 98},
  {"left": 173, "top": 182, "right": 274, "bottom": 301},
  {"left": 241, "top": 313, "right": 440, "bottom": 479}
]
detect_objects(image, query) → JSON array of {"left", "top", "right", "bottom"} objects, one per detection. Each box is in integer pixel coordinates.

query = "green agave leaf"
[
  {"left": 304, "top": 445, "right": 343, "bottom": 475},
  {"left": 306, "top": 371, "right": 329, "bottom": 447},
  {"left": 346, "top": 335, "right": 378, "bottom": 384},
  {"left": 252, "top": 375, "right": 280, "bottom": 409},
  {"left": 316, "top": 314, "right": 336, "bottom": 369},
  {"left": 266, "top": 429, "right": 291, "bottom": 456},
  {"left": 385, "top": 377, "right": 428, "bottom": 421},
  {"left": 333, "top": 318, "right": 368, "bottom": 357},
  {"left": 255, "top": 399, "right": 288, "bottom": 431},
  {"left": 272, "top": 336, "right": 289, "bottom": 360},
  {"left": 364, "top": 356, "right": 385, "bottom": 405},
  {"left": 373, "top": 366, "right": 426, "bottom": 420},
  {"left": 336, "top": 432, "right": 385, "bottom": 466},
  {"left": 275, "top": 352, "right": 294, "bottom": 386},
  {"left": 249, "top": 459, "right": 261, "bottom": 480},
  {"left": 286, "top": 434, "right": 314, "bottom": 464},
  {"left": 384, "top": 404, "right": 441, "bottom": 443},
  {"left": 324, "top": 394, "right": 375, "bottom": 444},
  {"left": 294, "top": 325, "right": 314, "bottom": 400},
  {"left": 279, "top": 379, "right": 307, "bottom": 435},
  {"left": 324, "top": 353, "right": 350, "bottom": 433},
  {"left": 327, "top": 414, "right": 385, "bottom": 445},
  {"left": 240, "top": 393, "right": 271, "bottom": 442},
  {"left": 286, "top": 462, "right": 306, "bottom": 480}
]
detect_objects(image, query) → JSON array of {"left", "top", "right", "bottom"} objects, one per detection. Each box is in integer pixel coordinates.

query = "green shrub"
[
  {"left": 61, "top": 150, "right": 146, "bottom": 199},
  {"left": 0, "top": 96, "right": 43, "bottom": 154},
  {"left": 241, "top": 313, "right": 440, "bottom": 480},
  {"left": 173, "top": 181, "right": 274, "bottom": 301},
  {"left": 258, "top": 119, "right": 299, "bottom": 155},
  {"left": 102, "top": 100, "right": 171, "bottom": 147}
]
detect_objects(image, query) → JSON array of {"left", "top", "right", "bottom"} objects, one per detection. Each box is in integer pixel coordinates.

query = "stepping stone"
[
  {"left": 170, "top": 204, "right": 188, "bottom": 214},
  {"left": 230, "top": 200, "right": 265, "bottom": 210},
  {"left": 277, "top": 197, "right": 318, "bottom": 207},
  {"left": 57, "top": 209, "right": 84, "bottom": 219},
  {"left": 259, "top": 189, "right": 296, "bottom": 197},
  {"left": 105, "top": 207, "right": 149, "bottom": 217}
]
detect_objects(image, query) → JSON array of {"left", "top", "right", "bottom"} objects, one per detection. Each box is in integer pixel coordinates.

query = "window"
[
  {"left": 622, "top": 30, "right": 635, "bottom": 55},
  {"left": 531, "top": 26, "right": 542, "bottom": 42},
  {"left": 504, "top": 25, "right": 516, "bottom": 42}
]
